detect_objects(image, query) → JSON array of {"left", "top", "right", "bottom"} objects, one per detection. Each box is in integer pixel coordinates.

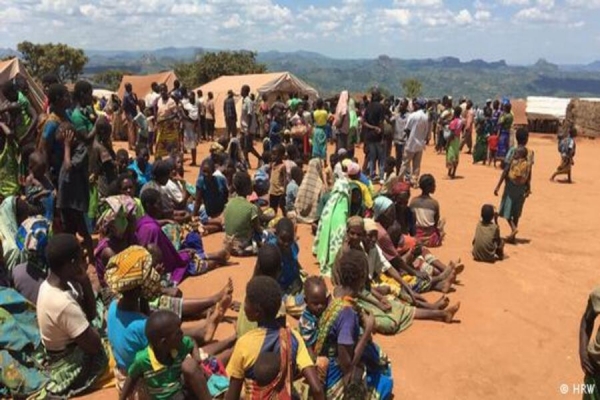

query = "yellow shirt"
[
  {"left": 313, "top": 109, "right": 329, "bottom": 127},
  {"left": 226, "top": 326, "right": 313, "bottom": 394}
]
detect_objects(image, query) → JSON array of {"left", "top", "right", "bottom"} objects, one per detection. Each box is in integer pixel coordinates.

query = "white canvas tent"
[
  {"left": 195, "top": 72, "right": 318, "bottom": 129},
  {"left": 526, "top": 96, "right": 571, "bottom": 121}
]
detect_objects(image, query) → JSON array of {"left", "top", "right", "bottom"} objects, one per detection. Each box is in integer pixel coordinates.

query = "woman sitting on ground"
[
  {"left": 136, "top": 188, "right": 229, "bottom": 284},
  {"left": 192, "top": 158, "right": 228, "bottom": 235},
  {"left": 105, "top": 246, "right": 234, "bottom": 398}
]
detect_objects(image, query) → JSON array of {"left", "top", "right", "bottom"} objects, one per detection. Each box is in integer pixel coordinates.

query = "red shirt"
[{"left": 487, "top": 135, "right": 499, "bottom": 151}]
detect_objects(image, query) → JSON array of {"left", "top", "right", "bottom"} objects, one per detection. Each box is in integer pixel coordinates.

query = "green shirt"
[
  {"left": 70, "top": 107, "right": 94, "bottom": 135},
  {"left": 16, "top": 92, "right": 32, "bottom": 142},
  {"left": 471, "top": 222, "right": 501, "bottom": 262},
  {"left": 128, "top": 336, "right": 194, "bottom": 400},
  {"left": 223, "top": 196, "right": 258, "bottom": 242}
]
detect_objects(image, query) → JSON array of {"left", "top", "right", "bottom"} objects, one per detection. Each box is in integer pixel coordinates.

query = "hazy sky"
[{"left": 0, "top": 0, "right": 598, "bottom": 64}]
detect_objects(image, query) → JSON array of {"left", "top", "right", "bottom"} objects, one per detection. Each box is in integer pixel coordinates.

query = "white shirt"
[
  {"left": 182, "top": 99, "right": 198, "bottom": 121},
  {"left": 37, "top": 280, "right": 89, "bottom": 351},
  {"left": 404, "top": 109, "right": 430, "bottom": 153},
  {"left": 144, "top": 92, "right": 160, "bottom": 109}
]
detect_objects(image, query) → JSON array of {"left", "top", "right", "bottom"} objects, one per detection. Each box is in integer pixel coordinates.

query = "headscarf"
[
  {"left": 296, "top": 158, "right": 324, "bottom": 224},
  {"left": 364, "top": 218, "right": 378, "bottom": 233},
  {"left": 334, "top": 90, "right": 349, "bottom": 127},
  {"left": 16, "top": 216, "right": 51, "bottom": 270},
  {"left": 105, "top": 245, "right": 162, "bottom": 299},
  {"left": 347, "top": 162, "right": 360, "bottom": 176},
  {"left": 96, "top": 195, "right": 139, "bottom": 236},
  {"left": 373, "top": 196, "right": 394, "bottom": 220}
]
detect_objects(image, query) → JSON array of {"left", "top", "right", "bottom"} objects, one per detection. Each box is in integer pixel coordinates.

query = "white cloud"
[
  {"left": 536, "top": 0, "right": 554, "bottom": 9},
  {"left": 514, "top": 7, "right": 561, "bottom": 22},
  {"left": 393, "top": 0, "right": 443, "bottom": 7},
  {"left": 566, "top": 0, "right": 600, "bottom": 8},
  {"left": 475, "top": 10, "right": 492, "bottom": 20},
  {"left": 455, "top": 9, "right": 474, "bottom": 25},
  {"left": 222, "top": 14, "right": 242, "bottom": 29},
  {"left": 381, "top": 8, "right": 412, "bottom": 26},
  {"left": 499, "top": 0, "right": 529, "bottom": 5}
]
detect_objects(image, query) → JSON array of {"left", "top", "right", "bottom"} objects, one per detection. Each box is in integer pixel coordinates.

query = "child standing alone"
[{"left": 269, "top": 144, "right": 287, "bottom": 215}]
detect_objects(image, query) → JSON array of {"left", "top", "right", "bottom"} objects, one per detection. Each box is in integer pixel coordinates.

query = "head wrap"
[
  {"left": 96, "top": 195, "right": 139, "bottom": 236},
  {"left": 347, "top": 162, "right": 360, "bottom": 176},
  {"left": 363, "top": 218, "right": 378, "bottom": 233},
  {"left": 16, "top": 216, "right": 51, "bottom": 269},
  {"left": 347, "top": 216, "right": 364, "bottom": 230},
  {"left": 337, "top": 148, "right": 347, "bottom": 157},
  {"left": 105, "top": 245, "right": 162, "bottom": 299},
  {"left": 341, "top": 159, "right": 352, "bottom": 169},
  {"left": 373, "top": 196, "right": 394, "bottom": 220},
  {"left": 391, "top": 180, "right": 411, "bottom": 196}
]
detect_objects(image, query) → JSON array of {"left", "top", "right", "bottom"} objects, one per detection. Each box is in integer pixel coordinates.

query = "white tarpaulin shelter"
[
  {"left": 526, "top": 96, "right": 571, "bottom": 120},
  {"left": 195, "top": 72, "right": 319, "bottom": 129}
]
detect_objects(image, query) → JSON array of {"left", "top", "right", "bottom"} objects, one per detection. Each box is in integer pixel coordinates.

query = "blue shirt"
[
  {"left": 128, "top": 160, "right": 153, "bottom": 194},
  {"left": 266, "top": 234, "right": 300, "bottom": 292},
  {"left": 195, "top": 173, "right": 228, "bottom": 218},
  {"left": 106, "top": 301, "right": 148, "bottom": 370},
  {"left": 269, "top": 121, "right": 282, "bottom": 146},
  {"left": 42, "top": 119, "right": 64, "bottom": 179}
]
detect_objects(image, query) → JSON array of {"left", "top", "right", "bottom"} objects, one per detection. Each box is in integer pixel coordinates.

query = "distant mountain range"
[{"left": 3, "top": 46, "right": 600, "bottom": 103}]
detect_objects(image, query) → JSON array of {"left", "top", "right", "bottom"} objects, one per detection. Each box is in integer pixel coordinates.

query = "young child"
[
  {"left": 551, "top": 127, "right": 577, "bottom": 183},
  {"left": 472, "top": 204, "right": 504, "bottom": 263},
  {"left": 298, "top": 276, "right": 330, "bottom": 380},
  {"left": 24, "top": 151, "right": 55, "bottom": 222},
  {"left": 380, "top": 156, "right": 397, "bottom": 195},
  {"left": 133, "top": 100, "right": 149, "bottom": 151},
  {"left": 56, "top": 123, "right": 94, "bottom": 265},
  {"left": 487, "top": 131, "right": 499, "bottom": 167},
  {"left": 223, "top": 171, "right": 263, "bottom": 257},
  {"left": 115, "top": 149, "right": 131, "bottom": 175},
  {"left": 225, "top": 276, "right": 324, "bottom": 400},
  {"left": 410, "top": 174, "right": 445, "bottom": 248},
  {"left": 285, "top": 166, "right": 303, "bottom": 218},
  {"left": 120, "top": 310, "right": 212, "bottom": 400},
  {"left": 269, "top": 144, "right": 287, "bottom": 215},
  {"left": 253, "top": 151, "right": 271, "bottom": 198}
]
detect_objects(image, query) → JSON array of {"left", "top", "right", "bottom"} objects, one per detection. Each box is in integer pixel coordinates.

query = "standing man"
[
  {"left": 197, "top": 90, "right": 206, "bottom": 142},
  {"left": 362, "top": 88, "right": 386, "bottom": 182},
  {"left": 399, "top": 98, "right": 429, "bottom": 187},
  {"left": 240, "top": 85, "right": 261, "bottom": 168},
  {"left": 144, "top": 82, "right": 160, "bottom": 110},
  {"left": 205, "top": 92, "right": 216, "bottom": 141},
  {"left": 391, "top": 98, "right": 410, "bottom": 175},
  {"left": 224, "top": 90, "right": 237, "bottom": 139},
  {"left": 123, "top": 83, "right": 139, "bottom": 151},
  {"left": 460, "top": 100, "right": 475, "bottom": 154}
]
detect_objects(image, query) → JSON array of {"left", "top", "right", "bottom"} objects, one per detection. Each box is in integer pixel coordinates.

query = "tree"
[
  {"left": 17, "top": 41, "right": 88, "bottom": 82},
  {"left": 402, "top": 78, "right": 423, "bottom": 99},
  {"left": 92, "top": 70, "right": 130, "bottom": 91},
  {"left": 175, "top": 51, "right": 267, "bottom": 89}
]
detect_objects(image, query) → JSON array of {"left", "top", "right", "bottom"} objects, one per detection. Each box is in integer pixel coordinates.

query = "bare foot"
[
  {"left": 433, "top": 296, "right": 450, "bottom": 310},
  {"left": 449, "top": 259, "right": 465, "bottom": 275},
  {"left": 203, "top": 293, "right": 232, "bottom": 342},
  {"left": 443, "top": 302, "right": 461, "bottom": 323},
  {"left": 212, "top": 278, "right": 234, "bottom": 305},
  {"left": 440, "top": 276, "right": 454, "bottom": 293}
]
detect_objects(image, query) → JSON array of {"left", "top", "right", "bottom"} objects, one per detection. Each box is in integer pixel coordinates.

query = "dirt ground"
[{"left": 84, "top": 134, "right": 600, "bottom": 400}]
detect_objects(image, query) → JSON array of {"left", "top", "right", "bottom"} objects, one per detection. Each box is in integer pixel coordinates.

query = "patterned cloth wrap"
[
  {"left": 96, "top": 195, "right": 140, "bottom": 236},
  {"left": 16, "top": 215, "right": 51, "bottom": 264}
]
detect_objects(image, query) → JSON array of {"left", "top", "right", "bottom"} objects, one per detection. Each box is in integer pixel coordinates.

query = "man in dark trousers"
[{"left": 224, "top": 90, "right": 237, "bottom": 138}]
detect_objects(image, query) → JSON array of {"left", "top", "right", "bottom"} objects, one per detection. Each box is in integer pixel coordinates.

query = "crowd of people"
[{"left": 0, "top": 72, "right": 580, "bottom": 400}]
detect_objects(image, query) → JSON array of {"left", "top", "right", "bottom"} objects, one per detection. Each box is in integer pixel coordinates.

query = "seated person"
[
  {"left": 12, "top": 215, "right": 52, "bottom": 304},
  {"left": 265, "top": 218, "right": 305, "bottom": 317},
  {"left": 136, "top": 188, "right": 228, "bottom": 284},
  {"left": 316, "top": 249, "right": 391, "bottom": 399},
  {"left": 410, "top": 174, "right": 445, "bottom": 247},
  {"left": 224, "top": 276, "right": 324, "bottom": 400},
  {"left": 120, "top": 310, "right": 212, "bottom": 400},
  {"left": 140, "top": 159, "right": 189, "bottom": 225},
  {"left": 24, "top": 151, "right": 55, "bottom": 223},
  {"left": 36, "top": 234, "right": 108, "bottom": 398},
  {"left": 472, "top": 204, "right": 504, "bottom": 263},
  {"left": 192, "top": 158, "right": 227, "bottom": 234},
  {"left": 127, "top": 145, "right": 152, "bottom": 195},
  {"left": 223, "top": 172, "right": 263, "bottom": 257},
  {"left": 106, "top": 245, "right": 234, "bottom": 398}
]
